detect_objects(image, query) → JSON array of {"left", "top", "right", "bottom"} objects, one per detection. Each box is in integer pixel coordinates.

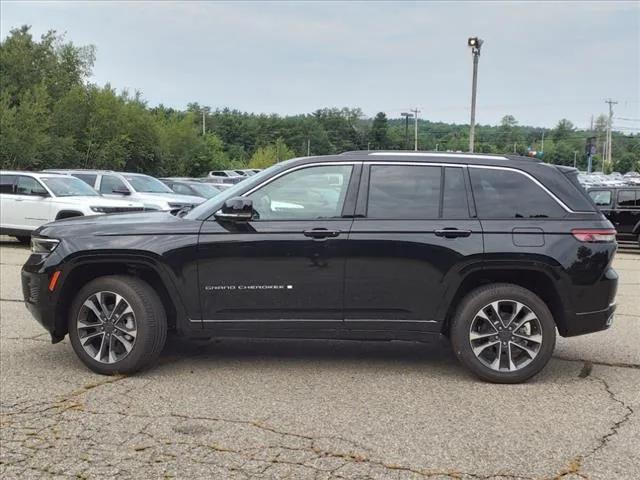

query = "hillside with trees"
[{"left": 1, "top": 26, "right": 638, "bottom": 175}]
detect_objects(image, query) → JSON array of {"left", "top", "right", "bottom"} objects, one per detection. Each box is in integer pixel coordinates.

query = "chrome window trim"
[
  {"left": 241, "top": 161, "right": 360, "bottom": 197},
  {"left": 239, "top": 160, "right": 576, "bottom": 214}
]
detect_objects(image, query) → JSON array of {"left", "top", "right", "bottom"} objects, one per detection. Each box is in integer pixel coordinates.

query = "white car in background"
[
  {"left": 45, "top": 169, "right": 204, "bottom": 211},
  {"left": 0, "top": 171, "right": 144, "bottom": 243}
]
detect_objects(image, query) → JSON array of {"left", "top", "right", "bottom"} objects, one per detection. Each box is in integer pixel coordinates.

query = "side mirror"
[
  {"left": 214, "top": 197, "right": 254, "bottom": 222},
  {"left": 112, "top": 187, "right": 131, "bottom": 195}
]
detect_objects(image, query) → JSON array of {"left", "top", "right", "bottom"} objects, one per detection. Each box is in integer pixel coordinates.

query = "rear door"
[{"left": 344, "top": 163, "right": 483, "bottom": 334}]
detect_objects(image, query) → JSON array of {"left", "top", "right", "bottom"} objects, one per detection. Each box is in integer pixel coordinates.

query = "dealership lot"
[{"left": 0, "top": 238, "right": 638, "bottom": 479}]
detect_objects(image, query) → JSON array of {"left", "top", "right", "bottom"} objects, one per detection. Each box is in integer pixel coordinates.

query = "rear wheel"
[
  {"left": 450, "top": 283, "right": 556, "bottom": 383},
  {"left": 68, "top": 275, "right": 167, "bottom": 375}
]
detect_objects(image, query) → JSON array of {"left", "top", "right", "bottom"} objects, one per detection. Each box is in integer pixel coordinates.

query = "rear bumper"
[{"left": 563, "top": 267, "right": 618, "bottom": 337}]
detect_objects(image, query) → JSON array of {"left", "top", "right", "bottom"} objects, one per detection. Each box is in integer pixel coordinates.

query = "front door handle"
[
  {"left": 303, "top": 228, "right": 341, "bottom": 239},
  {"left": 435, "top": 228, "right": 472, "bottom": 238}
]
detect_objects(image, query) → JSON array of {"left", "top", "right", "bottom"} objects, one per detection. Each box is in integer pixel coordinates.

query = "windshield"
[
  {"left": 189, "top": 183, "right": 222, "bottom": 198},
  {"left": 185, "top": 160, "right": 295, "bottom": 219},
  {"left": 124, "top": 174, "right": 174, "bottom": 193},
  {"left": 41, "top": 176, "right": 99, "bottom": 197}
]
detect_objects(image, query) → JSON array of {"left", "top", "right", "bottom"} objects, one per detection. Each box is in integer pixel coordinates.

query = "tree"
[
  {"left": 248, "top": 138, "right": 295, "bottom": 169},
  {"left": 552, "top": 119, "right": 575, "bottom": 142},
  {"left": 370, "top": 112, "right": 389, "bottom": 149}
]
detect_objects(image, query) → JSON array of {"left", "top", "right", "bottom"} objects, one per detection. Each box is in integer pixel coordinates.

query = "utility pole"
[
  {"left": 411, "top": 108, "right": 420, "bottom": 151},
  {"left": 202, "top": 110, "right": 206, "bottom": 136},
  {"left": 467, "top": 36, "right": 483, "bottom": 153},
  {"left": 541, "top": 131, "right": 545, "bottom": 153},
  {"left": 307, "top": 138, "right": 310, "bottom": 156},
  {"left": 401, "top": 112, "right": 413, "bottom": 150},
  {"left": 513, "top": 142, "right": 517, "bottom": 154},
  {"left": 605, "top": 99, "right": 618, "bottom": 170},
  {"left": 573, "top": 151, "right": 577, "bottom": 168}
]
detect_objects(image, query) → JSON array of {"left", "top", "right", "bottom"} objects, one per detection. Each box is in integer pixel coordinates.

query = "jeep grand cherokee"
[{"left": 21, "top": 152, "right": 618, "bottom": 383}]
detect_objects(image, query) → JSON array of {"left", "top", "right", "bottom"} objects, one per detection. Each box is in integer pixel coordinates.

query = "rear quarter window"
[
  {"left": 617, "top": 190, "right": 639, "bottom": 208},
  {"left": 470, "top": 168, "right": 566, "bottom": 219}
]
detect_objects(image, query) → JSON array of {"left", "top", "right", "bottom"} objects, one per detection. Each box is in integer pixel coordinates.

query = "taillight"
[{"left": 571, "top": 229, "right": 617, "bottom": 243}]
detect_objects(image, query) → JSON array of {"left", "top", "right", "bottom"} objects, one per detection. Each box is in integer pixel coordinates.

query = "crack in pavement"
[
  {"left": 551, "top": 370, "right": 636, "bottom": 479},
  {"left": 553, "top": 355, "right": 640, "bottom": 370}
]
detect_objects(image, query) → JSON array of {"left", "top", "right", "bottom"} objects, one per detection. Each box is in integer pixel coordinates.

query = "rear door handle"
[
  {"left": 435, "top": 228, "right": 472, "bottom": 238},
  {"left": 303, "top": 228, "right": 341, "bottom": 239}
]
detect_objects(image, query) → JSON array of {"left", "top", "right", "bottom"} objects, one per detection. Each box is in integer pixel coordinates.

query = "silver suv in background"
[{"left": 45, "top": 170, "right": 205, "bottom": 211}]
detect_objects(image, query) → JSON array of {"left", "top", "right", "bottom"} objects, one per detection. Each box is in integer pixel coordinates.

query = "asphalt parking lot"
[{"left": 0, "top": 238, "right": 638, "bottom": 480}]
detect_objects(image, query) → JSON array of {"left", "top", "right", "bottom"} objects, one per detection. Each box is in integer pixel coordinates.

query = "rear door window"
[
  {"left": 367, "top": 165, "right": 441, "bottom": 219},
  {"left": 0, "top": 174, "right": 16, "bottom": 194},
  {"left": 617, "top": 190, "right": 638, "bottom": 208},
  {"left": 469, "top": 168, "right": 566, "bottom": 219},
  {"left": 588, "top": 190, "right": 612, "bottom": 207}
]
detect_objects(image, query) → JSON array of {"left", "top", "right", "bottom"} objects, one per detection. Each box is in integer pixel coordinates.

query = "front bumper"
[{"left": 21, "top": 255, "right": 65, "bottom": 343}]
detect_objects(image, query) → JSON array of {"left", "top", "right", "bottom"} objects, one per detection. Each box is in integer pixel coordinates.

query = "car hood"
[
  {"left": 134, "top": 192, "right": 204, "bottom": 205},
  {"left": 55, "top": 196, "right": 144, "bottom": 208},
  {"left": 35, "top": 211, "right": 201, "bottom": 239}
]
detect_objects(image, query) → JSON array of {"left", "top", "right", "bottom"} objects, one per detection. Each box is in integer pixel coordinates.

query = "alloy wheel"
[
  {"left": 76, "top": 291, "right": 138, "bottom": 364},
  {"left": 468, "top": 299, "right": 543, "bottom": 372}
]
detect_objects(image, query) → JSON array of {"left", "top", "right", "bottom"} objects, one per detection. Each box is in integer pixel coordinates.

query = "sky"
[{"left": 1, "top": 1, "right": 639, "bottom": 129}]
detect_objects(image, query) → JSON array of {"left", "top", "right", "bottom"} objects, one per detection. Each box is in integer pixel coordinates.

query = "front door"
[
  {"left": 344, "top": 164, "right": 483, "bottom": 334},
  {"left": 13, "top": 176, "right": 51, "bottom": 230},
  {"left": 197, "top": 163, "right": 359, "bottom": 335}
]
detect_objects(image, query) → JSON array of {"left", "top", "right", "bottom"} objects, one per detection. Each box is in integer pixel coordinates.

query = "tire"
[
  {"left": 450, "top": 283, "right": 556, "bottom": 384},
  {"left": 68, "top": 275, "right": 167, "bottom": 375},
  {"left": 14, "top": 236, "right": 31, "bottom": 244}
]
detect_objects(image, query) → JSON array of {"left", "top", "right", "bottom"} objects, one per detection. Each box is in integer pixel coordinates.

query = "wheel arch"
[
  {"left": 441, "top": 264, "right": 570, "bottom": 337},
  {"left": 53, "top": 255, "right": 185, "bottom": 340}
]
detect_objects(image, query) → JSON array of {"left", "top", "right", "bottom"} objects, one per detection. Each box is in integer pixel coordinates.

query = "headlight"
[
  {"left": 31, "top": 237, "right": 60, "bottom": 255},
  {"left": 90, "top": 206, "right": 107, "bottom": 213}
]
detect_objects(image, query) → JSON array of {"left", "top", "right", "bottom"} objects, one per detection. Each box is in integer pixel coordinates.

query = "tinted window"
[
  {"left": 0, "top": 174, "right": 16, "bottom": 194},
  {"left": 470, "top": 168, "right": 566, "bottom": 219},
  {"left": 171, "top": 183, "right": 194, "bottom": 195},
  {"left": 588, "top": 190, "right": 612, "bottom": 207},
  {"left": 124, "top": 175, "right": 173, "bottom": 193},
  {"left": 73, "top": 173, "right": 97, "bottom": 187},
  {"left": 368, "top": 165, "right": 441, "bottom": 219},
  {"left": 100, "top": 175, "right": 128, "bottom": 194},
  {"left": 41, "top": 177, "right": 99, "bottom": 197},
  {"left": 617, "top": 190, "right": 638, "bottom": 208},
  {"left": 248, "top": 165, "right": 353, "bottom": 220},
  {"left": 442, "top": 167, "right": 468, "bottom": 218},
  {"left": 16, "top": 176, "right": 48, "bottom": 196}
]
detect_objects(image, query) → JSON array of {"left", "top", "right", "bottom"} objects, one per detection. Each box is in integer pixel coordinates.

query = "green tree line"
[{"left": 1, "top": 26, "right": 638, "bottom": 175}]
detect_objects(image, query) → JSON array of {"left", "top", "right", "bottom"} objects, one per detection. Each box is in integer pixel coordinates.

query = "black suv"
[
  {"left": 587, "top": 186, "right": 640, "bottom": 246},
  {"left": 22, "top": 152, "right": 619, "bottom": 383}
]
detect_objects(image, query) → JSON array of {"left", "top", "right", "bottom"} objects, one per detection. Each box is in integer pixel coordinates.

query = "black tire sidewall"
[
  {"left": 68, "top": 276, "right": 166, "bottom": 375},
  {"left": 451, "top": 284, "right": 556, "bottom": 383}
]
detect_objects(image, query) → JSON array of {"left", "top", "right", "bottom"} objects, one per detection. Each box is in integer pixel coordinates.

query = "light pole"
[
  {"left": 401, "top": 112, "right": 413, "bottom": 150},
  {"left": 467, "top": 36, "right": 483, "bottom": 153},
  {"left": 411, "top": 108, "right": 420, "bottom": 151}
]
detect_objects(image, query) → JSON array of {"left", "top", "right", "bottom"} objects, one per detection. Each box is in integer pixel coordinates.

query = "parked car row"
[
  {"left": 578, "top": 171, "right": 640, "bottom": 188},
  {"left": 586, "top": 184, "right": 640, "bottom": 246},
  {"left": 0, "top": 168, "right": 262, "bottom": 243}
]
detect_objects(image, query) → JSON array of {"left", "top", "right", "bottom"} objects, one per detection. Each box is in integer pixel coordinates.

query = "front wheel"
[
  {"left": 450, "top": 283, "right": 556, "bottom": 383},
  {"left": 68, "top": 275, "right": 167, "bottom": 375}
]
